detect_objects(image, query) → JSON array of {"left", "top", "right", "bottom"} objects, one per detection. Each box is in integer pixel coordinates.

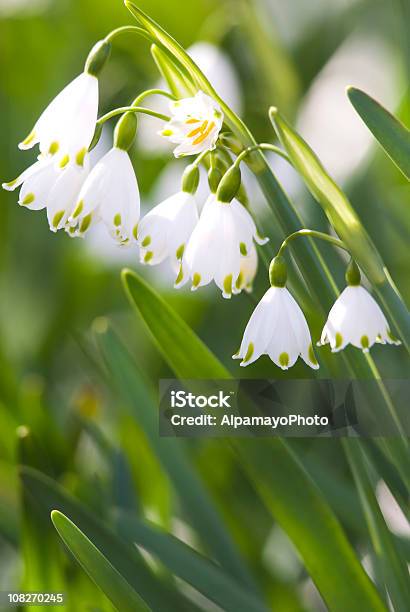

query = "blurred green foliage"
[{"left": 0, "top": 0, "right": 409, "bottom": 610}]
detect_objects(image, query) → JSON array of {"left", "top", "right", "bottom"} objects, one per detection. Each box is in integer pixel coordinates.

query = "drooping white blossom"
[
  {"left": 160, "top": 91, "right": 224, "bottom": 157},
  {"left": 18, "top": 73, "right": 99, "bottom": 167},
  {"left": 178, "top": 195, "right": 267, "bottom": 298},
  {"left": 234, "top": 286, "right": 319, "bottom": 370},
  {"left": 2, "top": 156, "right": 89, "bottom": 231},
  {"left": 67, "top": 147, "right": 140, "bottom": 244},
  {"left": 319, "top": 285, "right": 401, "bottom": 352},
  {"left": 138, "top": 191, "right": 198, "bottom": 275}
]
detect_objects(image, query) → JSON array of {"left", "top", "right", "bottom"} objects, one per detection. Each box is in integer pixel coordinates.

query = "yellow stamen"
[
  {"left": 192, "top": 121, "right": 215, "bottom": 146},
  {"left": 186, "top": 118, "right": 200, "bottom": 124}
]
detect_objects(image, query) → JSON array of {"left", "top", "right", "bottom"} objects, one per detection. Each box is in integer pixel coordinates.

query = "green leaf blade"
[
  {"left": 116, "top": 512, "right": 268, "bottom": 612},
  {"left": 347, "top": 87, "right": 410, "bottom": 179},
  {"left": 121, "top": 270, "right": 387, "bottom": 612},
  {"left": 51, "top": 510, "right": 151, "bottom": 612},
  {"left": 122, "top": 269, "right": 230, "bottom": 379}
]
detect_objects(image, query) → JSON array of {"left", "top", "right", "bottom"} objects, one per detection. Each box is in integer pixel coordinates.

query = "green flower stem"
[
  {"left": 232, "top": 143, "right": 292, "bottom": 167},
  {"left": 131, "top": 88, "right": 176, "bottom": 106},
  {"left": 104, "top": 25, "right": 153, "bottom": 44},
  {"left": 277, "top": 229, "right": 350, "bottom": 258},
  {"left": 96, "top": 106, "right": 170, "bottom": 127}
]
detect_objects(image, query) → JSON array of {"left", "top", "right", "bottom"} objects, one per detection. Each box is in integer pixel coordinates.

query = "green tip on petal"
[
  {"left": 192, "top": 273, "right": 201, "bottom": 289},
  {"left": 223, "top": 274, "right": 233, "bottom": 297},
  {"left": 235, "top": 271, "right": 244, "bottom": 290},
  {"left": 241, "top": 342, "right": 254, "bottom": 365},
  {"left": 361, "top": 335, "right": 370, "bottom": 351},
  {"left": 141, "top": 235, "right": 151, "bottom": 247},
  {"left": 335, "top": 332, "right": 343, "bottom": 349},
  {"left": 52, "top": 210, "right": 65, "bottom": 228},
  {"left": 308, "top": 343, "right": 318, "bottom": 366},
  {"left": 72, "top": 200, "right": 84, "bottom": 219},
  {"left": 79, "top": 213, "right": 92, "bottom": 233},
  {"left": 144, "top": 251, "right": 154, "bottom": 263},
  {"left": 175, "top": 264, "right": 184, "bottom": 286},
  {"left": 3, "top": 178, "right": 18, "bottom": 189},
  {"left": 76, "top": 148, "right": 87, "bottom": 167},
  {"left": 239, "top": 242, "right": 247, "bottom": 256},
  {"left": 49, "top": 141, "right": 60, "bottom": 155},
  {"left": 19, "top": 130, "right": 36, "bottom": 149},
  {"left": 22, "top": 193, "right": 35, "bottom": 205},
  {"left": 279, "top": 352, "right": 289, "bottom": 368},
  {"left": 176, "top": 244, "right": 184, "bottom": 260},
  {"left": 59, "top": 154, "right": 70, "bottom": 168},
  {"left": 113, "top": 213, "right": 122, "bottom": 227},
  {"left": 133, "top": 224, "right": 139, "bottom": 240}
]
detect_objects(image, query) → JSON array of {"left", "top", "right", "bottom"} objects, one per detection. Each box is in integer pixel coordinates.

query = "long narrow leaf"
[
  {"left": 121, "top": 268, "right": 387, "bottom": 612},
  {"left": 347, "top": 87, "right": 410, "bottom": 179},
  {"left": 95, "top": 323, "right": 257, "bottom": 593},
  {"left": 51, "top": 511, "right": 151, "bottom": 612},
  {"left": 116, "top": 511, "right": 268, "bottom": 612},
  {"left": 20, "top": 467, "right": 190, "bottom": 612},
  {"left": 344, "top": 440, "right": 410, "bottom": 611}
]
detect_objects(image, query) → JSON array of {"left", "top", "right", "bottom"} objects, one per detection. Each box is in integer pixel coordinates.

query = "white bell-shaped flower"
[
  {"left": 2, "top": 156, "right": 89, "bottom": 231},
  {"left": 18, "top": 40, "right": 111, "bottom": 166},
  {"left": 179, "top": 193, "right": 267, "bottom": 298},
  {"left": 67, "top": 111, "right": 140, "bottom": 243},
  {"left": 234, "top": 257, "right": 319, "bottom": 370},
  {"left": 160, "top": 91, "right": 224, "bottom": 158},
  {"left": 19, "top": 73, "right": 99, "bottom": 166},
  {"left": 138, "top": 191, "right": 199, "bottom": 272},
  {"left": 319, "top": 270, "right": 401, "bottom": 353},
  {"left": 67, "top": 147, "right": 140, "bottom": 243}
]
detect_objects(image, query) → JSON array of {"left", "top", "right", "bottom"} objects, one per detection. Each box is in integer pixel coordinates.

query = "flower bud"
[
  {"left": 114, "top": 112, "right": 138, "bottom": 151},
  {"left": 269, "top": 255, "right": 287, "bottom": 287},
  {"left": 85, "top": 40, "right": 112, "bottom": 77},
  {"left": 216, "top": 165, "right": 241, "bottom": 203},
  {"left": 345, "top": 259, "right": 361, "bottom": 286},
  {"left": 181, "top": 164, "right": 200, "bottom": 194},
  {"left": 208, "top": 167, "right": 223, "bottom": 193}
]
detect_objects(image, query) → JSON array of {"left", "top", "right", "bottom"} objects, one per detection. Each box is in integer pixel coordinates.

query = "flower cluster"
[
  {"left": 235, "top": 257, "right": 400, "bottom": 370},
  {"left": 2, "top": 36, "right": 401, "bottom": 373}
]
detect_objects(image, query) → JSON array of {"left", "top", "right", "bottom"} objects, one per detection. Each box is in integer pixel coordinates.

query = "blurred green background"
[{"left": 0, "top": 0, "right": 409, "bottom": 610}]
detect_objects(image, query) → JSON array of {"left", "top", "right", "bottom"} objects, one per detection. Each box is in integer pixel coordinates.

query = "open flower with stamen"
[
  {"left": 2, "top": 156, "right": 89, "bottom": 231},
  {"left": 18, "top": 40, "right": 110, "bottom": 167},
  {"left": 234, "top": 256, "right": 319, "bottom": 370},
  {"left": 138, "top": 191, "right": 199, "bottom": 273},
  {"left": 319, "top": 261, "right": 401, "bottom": 352},
  {"left": 160, "top": 91, "right": 224, "bottom": 157},
  {"left": 178, "top": 194, "right": 267, "bottom": 298}
]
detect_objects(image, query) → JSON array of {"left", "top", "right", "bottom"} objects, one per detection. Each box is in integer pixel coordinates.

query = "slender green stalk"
[
  {"left": 131, "top": 88, "right": 176, "bottom": 106},
  {"left": 96, "top": 106, "right": 170, "bottom": 126},
  {"left": 232, "top": 143, "right": 292, "bottom": 167},
  {"left": 104, "top": 25, "right": 153, "bottom": 44},
  {"left": 277, "top": 229, "right": 350, "bottom": 258}
]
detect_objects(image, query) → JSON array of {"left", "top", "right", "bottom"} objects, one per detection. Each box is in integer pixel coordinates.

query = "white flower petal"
[
  {"left": 20, "top": 73, "right": 98, "bottom": 164},
  {"left": 70, "top": 148, "right": 140, "bottom": 242},
  {"left": 160, "top": 91, "right": 223, "bottom": 157},
  {"left": 321, "top": 285, "right": 400, "bottom": 352},
  {"left": 236, "top": 287, "right": 317, "bottom": 370}
]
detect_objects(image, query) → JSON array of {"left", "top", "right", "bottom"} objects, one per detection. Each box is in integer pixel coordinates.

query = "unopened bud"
[
  {"left": 85, "top": 40, "right": 111, "bottom": 77},
  {"left": 181, "top": 164, "right": 200, "bottom": 194},
  {"left": 216, "top": 165, "right": 241, "bottom": 203}
]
